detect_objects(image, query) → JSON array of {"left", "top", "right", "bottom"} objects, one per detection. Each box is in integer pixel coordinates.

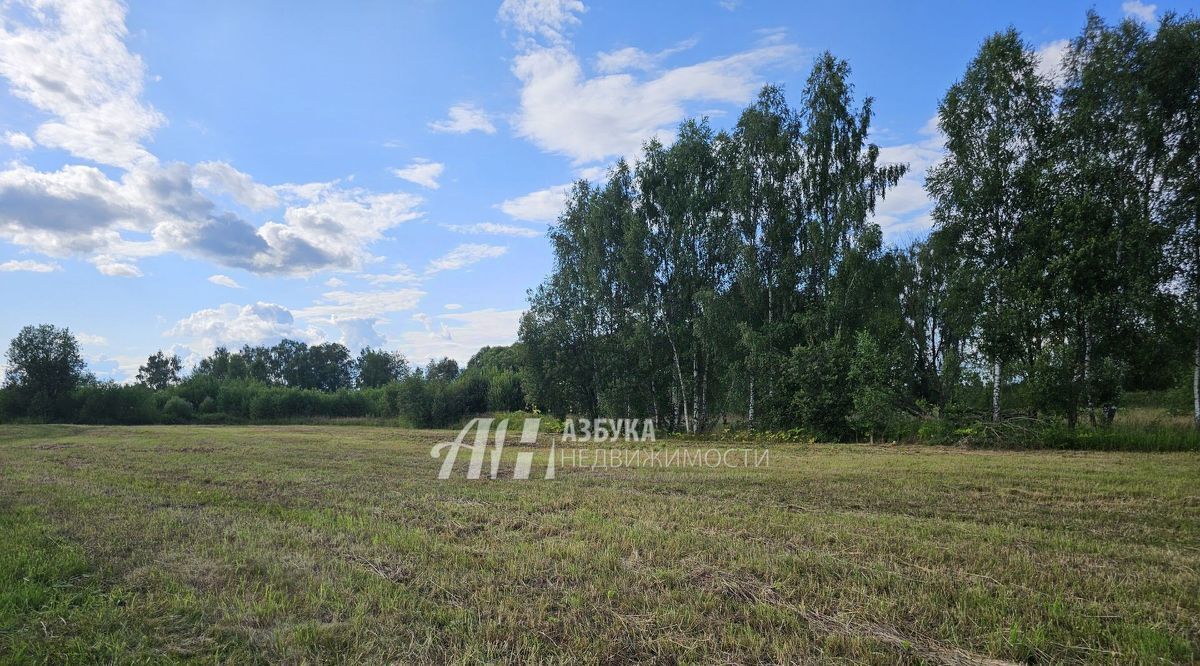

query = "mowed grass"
[{"left": 0, "top": 426, "right": 1197, "bottom": 664}]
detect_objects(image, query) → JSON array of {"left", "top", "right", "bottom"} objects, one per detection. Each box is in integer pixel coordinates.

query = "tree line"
[
  {"left": 519, "top": 12, "right": 1200, "bottom": 440},
  {"left": 2, "top": 12, "right": 1196, "bottom": 444},
  {"left": 0, "top": 324, "right": 526, "bottom": 427}
]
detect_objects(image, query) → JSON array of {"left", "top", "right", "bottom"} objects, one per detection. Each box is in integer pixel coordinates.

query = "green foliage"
[
  {"left": 3, "top": 324, "right": 87, "bottom": 420},
  {"left": 75, "top": 384, "right": 158, "bottom": 425},
  {"left": 135, "top": 351, "right": 183, "bottom": 390},
  {"left": 848, "top": 331, "right": 901, "bottom": 442},
  {"left": 2, "top": 13, "right": 1198, "bottom": 442},
  {"left": 161, "top": 396, "right": 195, "bottom": 423}
]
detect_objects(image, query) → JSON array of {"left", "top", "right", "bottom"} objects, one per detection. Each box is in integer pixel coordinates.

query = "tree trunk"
[
  {"left": 991, "top": 358, "right": 1002, "bottom": 423},
  {"left": 1195, "top": 214, "right": 1200, "bottom": 430},
  {"left": 667, "top": 333, "right": 691, "bottom": 434},
  {"left": 1084, "top": 321, "right": 1096, "bottom": 428},
  {"left": 748, "top": 374, "right": 755, "bottom": 427},
  {"left": 1194, "top": 330, "right": 1199, "bottom": 430},
  {"left": 691, "top": 351, "right": 699, "bottom": 435}
]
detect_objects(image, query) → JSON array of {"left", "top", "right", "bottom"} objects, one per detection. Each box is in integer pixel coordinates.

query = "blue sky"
[{"left": 0, "top": 0, "right": 1191, "bottom": 381}]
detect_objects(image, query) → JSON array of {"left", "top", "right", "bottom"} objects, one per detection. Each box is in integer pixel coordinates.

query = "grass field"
[{"left": 1, "top": 425, "right": 1197, "bottom": 664}]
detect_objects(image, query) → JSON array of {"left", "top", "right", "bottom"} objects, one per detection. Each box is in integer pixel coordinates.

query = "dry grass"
[{"left": 1, "top": 424, "right": 1197, "bottom": 664}]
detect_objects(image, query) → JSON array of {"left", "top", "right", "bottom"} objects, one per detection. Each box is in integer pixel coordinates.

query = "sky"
[{"left": 0, "top": 0, "right": 1193, "bottom": 382}]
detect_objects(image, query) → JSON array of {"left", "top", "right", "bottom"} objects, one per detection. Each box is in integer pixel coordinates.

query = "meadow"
[{"left": 0, "top": 424, "right": 1197, "bottom": 664}]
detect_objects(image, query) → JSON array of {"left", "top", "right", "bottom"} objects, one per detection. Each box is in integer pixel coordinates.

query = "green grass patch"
[{"left": 0, "top": 425, "right": 1197, "bottom": 663}]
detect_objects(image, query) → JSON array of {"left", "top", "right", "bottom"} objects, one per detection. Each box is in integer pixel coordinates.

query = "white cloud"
[
  {"left": 870, "top": 115, "right": 944, "bottom": 238},
  {"left": 391, "top": 159, "right": 445, "bottom": 189},
  {"left": 444, "top": 303, "right": 462, "bottom": 310},
  {"left": 428, "top": 103, "right": 497, "bottom": 134},
  {"left": 0, "top": 0, "right": 164, "bottom": 168},
  {"left": 248, "top": 188, "right": 424, "bottom": 274},
  {"left": 510, "top": 39, "right": 799, "bottom": 164},
  {"left": 87, "top": 352, "right": 141, "bottom": 383},
  {"left": 330, "top": 316, "right": 386, "bottom": 352},
  {"left": 363, "top": 264, "right": 422, "bottom": 285},
  {"left": 499, "top": 0, "right": 797, "bottom": 165},
  {"left": 1035, "top": 39, "right": 1070, "bottom": 86},
  {"left": 325, "top": 276, "right": 347, "bottom": 288},
  {"left": 0, "top": 259, "right": 60, "bottom": 272},
  {"left": 193, "top": 161, "right": 280, "bottom": 211},
  {"left": 400, "top": 308, "right": 525, "bottom": 364},
  {"left": 497, "top": 0, "right": 586, "bottom": 45},
  {"left": 94, "top": 257, "right": 142, "bottom": 277},
  {"left": 208, "top": 274, "right": 243, "bottom": 289},
  {"left": 595, "top": 39, "right": 697, "bottom": 74},
  {"left": 498, "top": 183, "right": 571, "bottom": 222},
  {"left": 76, "top": 332, "right": 107, "bottom": 346},
  {"left": 294, "top": 288, "right": 426, "bottom": 320},
  {"left": 443, "top": 222, "right": 541, "bottom": 238},
  {"left": 426, "top": 243, "right": 508, "bottom": 274},
  {"left": 166, "top": 302, "right": 324, "bottom": 354},
  {"left": 0, "top": 3, "right": 424, "bottom": 279},
  {"left": 3, "top": 131, "right": 35, "bottom": 150},
  {"left": 1122, "top": 0, "right": 1157, "bottom": 24}
]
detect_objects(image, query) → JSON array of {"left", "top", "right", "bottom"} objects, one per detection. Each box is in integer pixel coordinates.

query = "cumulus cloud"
[
  {"left": 391, "top": 159, "right": 445, "bottom": 189},
  {"left": 76, "top": 332, "right": 108, "bottom": 346},
  {"left": 594, "top": 39, "right": 698, "bottom": 74},
  {"left": 498, "top": 183, "right": 571, "bottom": 222},
  {"left": 1122, "top": 0, "right": 1157, "bottom": 24},
  {"left": 1035, "top": 39, "right": 1070, "bottom": 86},
  {"left": 498, "top": 0, "right": 800, "bottom": 167},
  {"left": 0, "top": 259, "right": 60, "bottom": 272},
  {"left": 94, "top": 256, "right": 143, "bottom": 277},
  {"left": 166, "top": 301, "right": 324, "bottom": 353},
  {"left": 363, "top": 264, "right": 421, "bottom": 285},
  {"left": 0, "top": 0, "right": 164, "bottom": 168},
  {"left": 425, "top": 243, "right": 508, "bottom": 274},
  {"left": 193, "top": 161, "right": 280, "bottom": 210},
  {"left": 401, "top": 308, "right": 525, "bottom": 364},
  {"left": 3, "top": 131, "right": 35, "bottom": 150},
  {"left": 428, "top": 103, "right": 497, "bottom": 134},
  {"left": 87, "top": 353, "right": 141, "bottom": 383},
  {"left": 330, "top": 316, "right": 386, "bottom": 352},
  {"left": 498, "top": 0, "right": 585, "bottom": 45},
  {"left": 0, "top": 2, "right": 424, "bottom": 279},
  {"left": 870, "top": 115, "right": 944, "bottom": 238},
  {"left": 208, "top": 274, "right": 243, "bottom": 289},
  {"left": 0, "top": 163, "right": 138, "bottom": 239},
  {"left": 443, "top": 222, "right": 542, "bottom": 238},
  {"left": 294, "top": 288, "right": 426, "bottom": 320},
  {"left": 511, "top": 41, "right": 798, "bottom": 164}
]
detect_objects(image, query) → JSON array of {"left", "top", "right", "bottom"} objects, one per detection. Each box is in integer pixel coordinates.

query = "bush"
[
  {"left": 75, "top": 384, "right": 158, "bottom": 425},
  {"left": 162, "top": 396, "right": 195, "bottom": 423}
]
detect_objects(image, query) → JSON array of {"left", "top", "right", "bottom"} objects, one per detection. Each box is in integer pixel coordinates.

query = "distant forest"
[{"left": 3, "top": 12, "right": 1198, "bottom": 445}]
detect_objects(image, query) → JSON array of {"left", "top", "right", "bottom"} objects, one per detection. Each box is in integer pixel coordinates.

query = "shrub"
[
  {"left": 75, "top": 384, "right": 158, "bottom": 425},
  {"left": 162, "top": 396, "right": 195, "bottom": 423}
]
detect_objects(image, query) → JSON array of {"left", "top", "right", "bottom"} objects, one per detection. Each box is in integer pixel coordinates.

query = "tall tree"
[
  {"left": 1147, "top": 13, "right": 1200, "bottom": 427},
  {"left": 3, "top": 324, "right": 87, "bottom": 417},
  {"left": 355, "top": 348, "right": 409, "bottom": 388},
  {"left": 1051, "top": 13, "right": 1161, "bottom": 426},
  {"left": 927, "top": 29, "right": 1054, "bottom": 422},
  {"left": 136, "top": 351, "right": 183, "bottom": 390}
]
